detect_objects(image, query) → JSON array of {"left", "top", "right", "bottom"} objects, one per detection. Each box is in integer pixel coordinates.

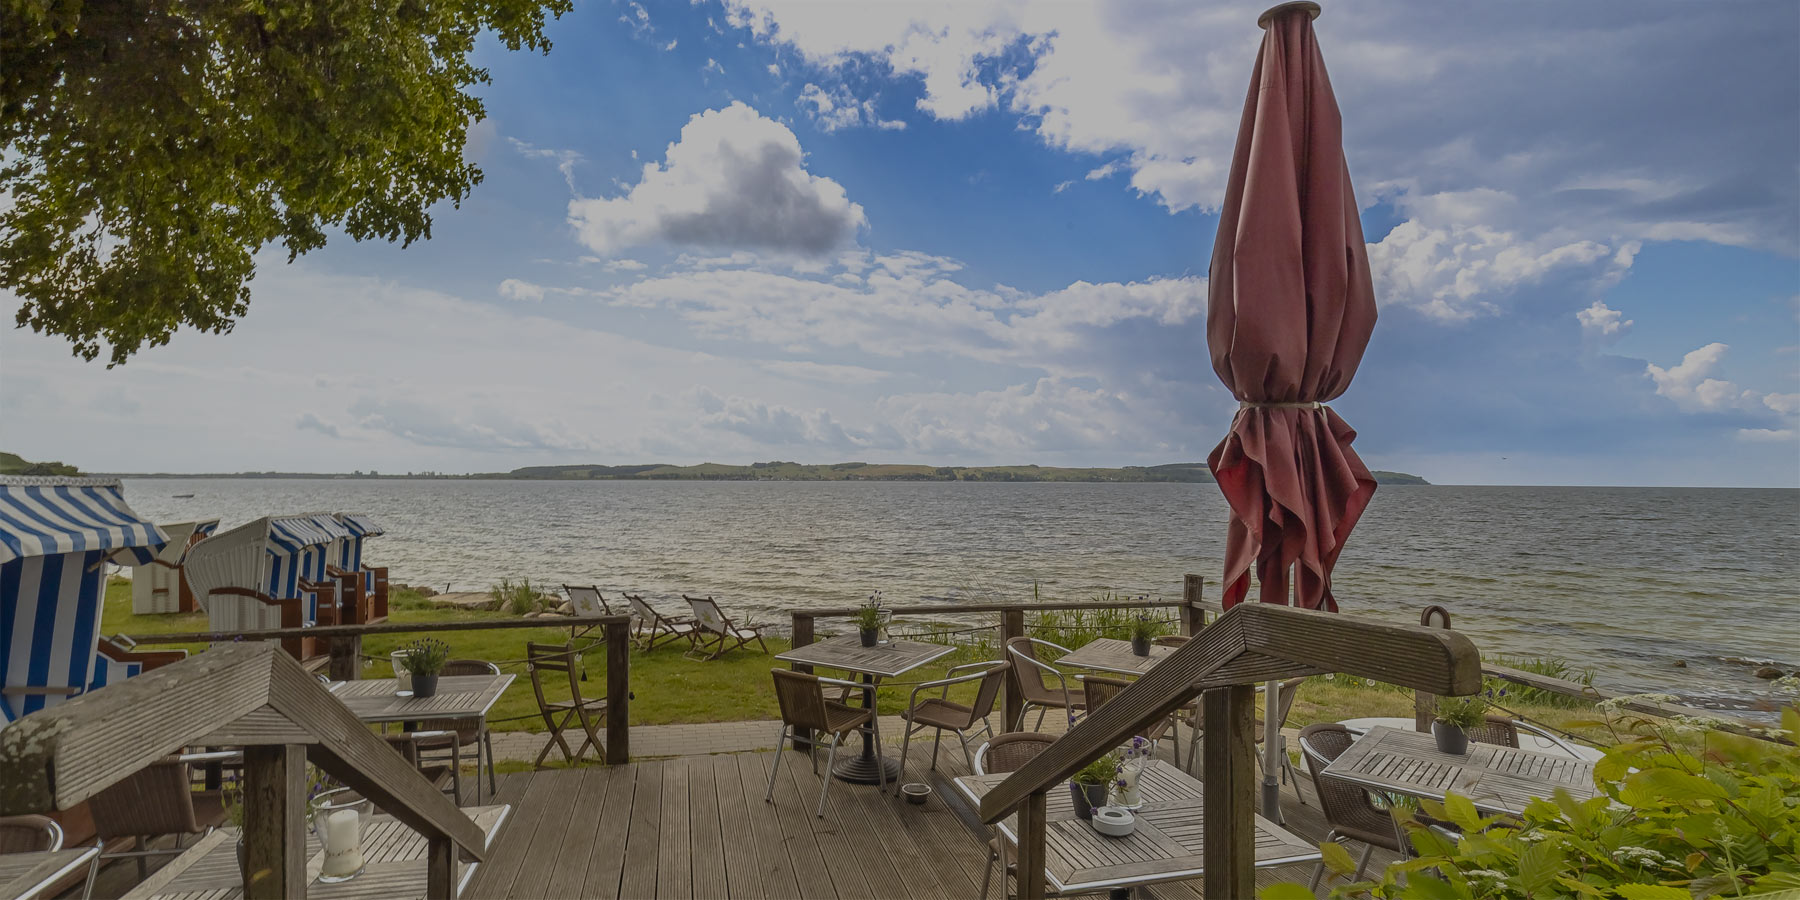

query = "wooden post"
[
  {"left": 605, "top": 619, "right": 631, "bottom": 765},
  {"left": 241, "top": 744, "right": 306, "bottom": 899},
  {"left": 1182, "top": 574, "right": 1206, "bottom": 636},
  {"left": 790, "top": 613, "right": 815, "bottom": 750},
  {"left": 425, "top": 836, "right": 456, "bottom": 899},
  {"left": 1202, "top": 684, "right": 1256, "bottom": 900},
  {"left": 1015, "top": 789, "right": 1048, "bottom": 899},
  {"left": 327, "top": 636, "right": 360, "bottom": 681},
  {"left": 1415, "top": 606, "right": 1452, "bottom": 732},
  {"left": 1000, "top": 607, "right": 1026, "bottom": 732}
]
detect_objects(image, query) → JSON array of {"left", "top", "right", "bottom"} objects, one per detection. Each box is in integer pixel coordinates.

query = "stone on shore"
[
  {"left": 1754, "top": 666, "right": 1783, "bottom": 679},
  {"left": 430, "top": 591, "right": 501, "bottom": 611}
]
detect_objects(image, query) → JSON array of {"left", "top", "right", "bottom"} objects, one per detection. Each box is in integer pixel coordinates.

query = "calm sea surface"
[{"left": 121, "top": 479, "right": 1799, "bottom": 714}]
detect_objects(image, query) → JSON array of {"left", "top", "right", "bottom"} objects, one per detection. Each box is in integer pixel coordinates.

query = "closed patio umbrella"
[{"left": 1207, "top": 1, "right": 1380, "bottom": 818}]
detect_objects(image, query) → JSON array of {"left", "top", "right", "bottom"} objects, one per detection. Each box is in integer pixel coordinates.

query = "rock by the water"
[
  {"left": 1672, "top": 660, "right": 1687, "bottom": 667},
  {"left": 1754, "top": 666, "right": 1783, "bottom": 679},
  {"left": 556, "top": 600, "right": 573, "bottom": 615},
  {"left": 416, "top": 586, "right": 439, "bottom": 598}
]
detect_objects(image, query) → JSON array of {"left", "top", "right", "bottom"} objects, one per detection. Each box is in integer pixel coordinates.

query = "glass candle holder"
[
  {"left": 389, "top": 650, "right": 413, "bottom": 693},
  {"left": 309, "top": 788, "right": 371, "bottom": 883}
]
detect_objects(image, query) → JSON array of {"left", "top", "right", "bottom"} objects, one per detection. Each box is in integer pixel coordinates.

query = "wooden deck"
[{"left": 460, "top": 741, "right": 1385, "bottom": 899}]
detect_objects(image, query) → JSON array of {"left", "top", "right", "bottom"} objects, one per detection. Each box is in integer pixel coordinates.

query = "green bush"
[
  {"left": 1269, "top": 699, "right": 1800, "bottom": 900},
  {"left": 489, "top": 577, "right": 552, "bottom": 616}
]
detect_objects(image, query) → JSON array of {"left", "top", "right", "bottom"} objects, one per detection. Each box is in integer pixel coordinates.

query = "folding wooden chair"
[
  {"left": 682, "top": 595, "right": 770, "bottom": 660},
  {"left": 525, "top": 641, "right": 608, "bottom": 767},
  {"left": 626, "top": 593, "right": 698, "bottom": 651},
  {"left": 562, "top": 584, "right": 617, "bottom": 642}
]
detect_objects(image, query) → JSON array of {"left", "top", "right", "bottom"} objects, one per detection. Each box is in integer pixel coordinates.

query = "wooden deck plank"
[
  {"left": 620, "top": 759, "right": 665, "bottom": 900},
  {"left": 461, "top": 771, "right": 561, "bottom": 898},
  {"left": 732, "top": 752, "right": 798, "bottom": 900},
  {"left": 543, "top": 766, "right": 610, "bottom": 899},
  {"left": 817, "top": 767, "right": 904, "bottom": 900},
  {"left": 687, "top": 755, "right": 727, "bottom": 900},
  {"left": 785, "top": 751, "right": 873, "bottom": 899},
  {"left": 762, "top": 749, "right": 838, "bottom": 898},
  {"left": 839, "top": 767, "right": 953, "bottom": 900},
  {"left": 712, "top": 754, "right": 767, "bottom": 900},
  {"left": 503, "top": 767, "right": 585, "bottom": 899},
  {"left": 656, "top": 756, "right": 694, "bottom": 900},
  {"left": 583, "top": 762, "right": 640, "bottom": 900},
  {"left": 923, "top": 750, "right": 1007, "bottom": 894}
]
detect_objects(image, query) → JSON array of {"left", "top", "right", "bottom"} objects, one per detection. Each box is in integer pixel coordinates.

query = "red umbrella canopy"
[{"left": 1207, "top": 2, "right": 1378, "bottom": 613}]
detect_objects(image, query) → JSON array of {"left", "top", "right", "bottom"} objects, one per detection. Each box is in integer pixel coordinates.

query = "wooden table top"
[
  {"left": 1057, "top": 638, "right": 1174, "bottom": 677},
  {"left": 0, "top": 846, "right": 97, "bottom": 900},
  {"left": 774, "top": 635, "right": 955, "bottom": 679},
  {"left": 326, "top": 675, "right": 514, "bottom": 723},
  {"left": 1322, "top": 725, "right": 1599, "bottom": 816},
  {"left": 953, "top": 760, "right": 1319, "bottom": 894},
  {"left": 121, "top": 805, "right": 510, "bottom": 900}
]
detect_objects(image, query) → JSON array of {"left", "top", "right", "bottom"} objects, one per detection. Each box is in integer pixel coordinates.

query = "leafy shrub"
[
  {"left": 1435, "top": 694, "right": 1490, "bottom": 729},
  {"left": 490, "top": 577, "right": 552, "bottom": 616},
  {"left": 1072, "top": 753, "right": 1121, "bottom": 787},
  {"left": 1269, "top": 700, "right": 1800, "bottom": 900}
]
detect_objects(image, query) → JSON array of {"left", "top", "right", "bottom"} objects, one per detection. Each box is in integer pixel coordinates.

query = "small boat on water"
[{"left": 172, "top": 493, "right": 194, "bottom": 498}]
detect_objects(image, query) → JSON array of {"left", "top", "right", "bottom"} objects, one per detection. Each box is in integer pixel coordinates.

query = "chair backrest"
[
  {"left": 685, "top": 595, "right": 730, "bottom": 634},
  {"left": 1297, "top": 723, "right": 1394, "bottom": 844},
  {"left": 564, "top": 585, "right": 610, "bottom": 617},
  {"left": 969, "top": 663, "right": 1010, "bottom": 721},
  {"left": 0, "top": 815, "right": 63, "bottom": 853},
  {"left": 1081, "top": 674, "right": 1131, "bottom": 711},
  {"left": 770, "top": 669, "right": 832, "bottom": 732},
  {"left": 89, "top": 759, "right": 203, "bottom": 839},
  {"left": 443, "top": 659, "right": 500, "bottom": 677},
  {"left": 526, "top": 642, "right": 587, "bottom": 711},
  {"left": 1274, "top": 675, "right": 1306, "bottom": 725},
  {"left": 1467, "top": 715, "right": 1520, "bottom": 748},
  {"left": 1004, "top": 637, "right": 1066, "bottom": 704},
  {"left": 626, "top": 593, "right": 661, "bottom": 623},
  {"left": 975, "top": 732, "right": 1058, "bottom": 775}
]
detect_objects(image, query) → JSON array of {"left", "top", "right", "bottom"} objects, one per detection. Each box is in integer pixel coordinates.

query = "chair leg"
[
  {"left": 1034, "top": 706, "right": 1047, "bottom": 731},
  {"left": 897, "top": 722, "right": 915, "bottom": 786},
  {"left": 1354, "top": 842, "right": 1375, "bottom": 880},
  {"left": 872, "top": 719, "right": 888, "bottom": 795},
  {"left": 817, "top": 734, "right": 842, "bottom": 817},
  {"left": 1309, "top": 830, "right": 1339, "bottom": 891},
  {"left": 136, "top": 838, "right": 148, "bottom": 881},
  {"left": 485, "top": 729, "right": 499, "bottom": 795},
  {"left": 929, "top": 726, "right": 944, "bottom": 771},
  {"left": 980, "top": 842, "right": 996, "bottom": 900},
  {"left": 765, "top": 725, "right": 788, "bottom": 803},
  {"left": 958, "top": 730, "right": 975, "bottom": 774}
]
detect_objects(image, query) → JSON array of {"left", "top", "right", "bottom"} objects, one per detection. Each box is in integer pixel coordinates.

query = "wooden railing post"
[
  {"left": 328, "top": 636, "right": 360, "bottom": 681},
  {"left": 790, "top": 612, "right": 815, "bottom": 749},
  {"left": 1181, "top": 574, "right": 1206, "bottom": 636},
  {"left": 425, "top": 836, "right": 455, "bottom": 899},
  {"left": 1415, "top": 606, "right": 1452, "bottom": 732},
  {"left": 242, "top": 743, "right": 306, "bottom": 899},
  {"left": 605, "top": 619, "right": 631, "bottom": 764},
  {"left": 1016, "top": 789, "right": 1048, "bottom": 899},
  {"left": 1202, "top": 684, "right": 1256, "bottom": 900},
  {"left": 1000, "top": 607, "right": 1026, "bottom": 732}
]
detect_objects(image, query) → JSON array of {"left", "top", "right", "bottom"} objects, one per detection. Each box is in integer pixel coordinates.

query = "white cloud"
[
  {"left": 664, "top": 39, "right": 678, "bottom": 51},
  {"left": 498, "top": 279, "right": 546, "bottom": 302},
  {"left": 1576, "top": 299, "right": 1633, "bottom": 339},
  {"left": 703, "top": 58, "right": 725, "bottom": 77},
  {"left": 797, "top": 83, "right": 906, "bottom": 132},
  {"left": 604, "top": 259, "right": 648, "bottom": 273},
  {"left": 1736, "top": 428, "right": 1796, "bottom": 443},
  {"left": 1763, "top": 393, "right": 1800, "bottom": 416},
  {"left": 767, "top": 63, "right": 781, "bottom": 76},
  {"left": 508, "top": 139, "right": 583, "bottom": 192},
  {"left": 1052, "top": 180, "right": 1072, "bottom": 194},
  {"left": 567, "top": 103, "right": 866, "bottom": 257},
  {"left": 1645, "top": 343, "right": 1758, "bottom": 412},
  {"left": 1367, "top": 215, "right": 1621, "bottom": 321},
  {"left": 758, "top": 359, "right": 890, "bottom": 384},
  {"left": 1084, "top": 162, "right": 1119, "bottom": 181}
]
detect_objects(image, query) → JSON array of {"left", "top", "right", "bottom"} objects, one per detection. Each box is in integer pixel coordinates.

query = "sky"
[{"left": 3, "top": 0, "right": 1798, "bottom": 486}]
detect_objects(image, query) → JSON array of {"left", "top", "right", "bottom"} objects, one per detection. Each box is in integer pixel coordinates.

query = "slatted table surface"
[
  {"left": 1057, "top": 637, "right": 1175, "bottom": 676},
  {"left": 0, "top": 846, "right": 97, "bottom": 900},
  {"left": 1322, "top": 725, "right": 1599, "bottom": 816},
  {"left": 954, "top": 760, "right": 1320, "bottom": 895},
  {"left": 120, "top": 805, "right": 507, "bottom": 900},
  {"left": 774, "top": 635, "right": 956, "bottom": 679},
  {"left": 326, "top": 675, "right": 514, "bottom": 723}
]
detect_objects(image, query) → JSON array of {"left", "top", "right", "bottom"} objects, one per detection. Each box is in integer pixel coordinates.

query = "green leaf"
[
  {"left": 1442, "top": 792, "right": 1485, "bottom": 833},
  {"left": 1517, "top": 840, "right": 1564, "bottom": 895},
  {"left": 1614, "top": 886, "right": 1695, "bottom": 900},
  {"left": 1319, "top": 840, "right": 1358, "bottom": 876},
  {"left": 1258, "top": 884, "right": 1317, "bottom": 900},
  {"left": 1396, "top": 874, "right": 1468, "bottom": 900}
]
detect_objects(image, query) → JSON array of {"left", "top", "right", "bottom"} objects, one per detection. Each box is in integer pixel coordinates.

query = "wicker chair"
[
  {"left": 765, "top": 669, "right": 884, "bottom": 817},
  {"left": 1467, "top": 715, "right": 1586, "bottom": 757},
  {"left": 1080, "top": 674, "right": 1182, "bottom": 765},
  {"left": 412, "top": 659, "right": 502, "bottom": 803},
  {"left": 1004, "top": 636, "right": 1087, "bottom": 730},
  {"left": 896, "top": 662, "right": 1008, "bottom": 779},
  {"left": 526, "top": 642, "right": 609, "bottom": 767},
  {"left": 88, "top": 752, "right": 232, "bottom": 879},
  {"left": 1299, "top": 723, "right": 1402, "bottom": 890},
  {"left": 971, "top": 732, "right": 1061, "bottom": 900},
  {"left": 385, "top": 730, "right": 460, "bottom": 798},
  {"left": 0, "top": 815, "right": 93, "bottom": 900}
]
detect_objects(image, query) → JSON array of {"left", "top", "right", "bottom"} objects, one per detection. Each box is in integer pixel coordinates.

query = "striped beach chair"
[
  {"left": 182, "top": 514, "right": 340, "bottom": 660},
  {"left": 129, "top": 518, "right": 220, "bottom": 614},
  {"left": 1, "top": 477, "right": 171, "bottom": 723},
  {"left": 330, "top": 513, "right": 388, "bottom": 622}
]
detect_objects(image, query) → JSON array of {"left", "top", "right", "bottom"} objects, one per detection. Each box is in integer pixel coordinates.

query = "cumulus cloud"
[
  {"left": 797, "top": 83, "right": 906, "bottom": 132},
  {"left": 1736, "top": 428, "right": 1797, "bottom": 442},
  {"left": 296, "top": 413, "right": 340, "bottom": 438},
  {"left": 1576, "top": 300, "right": 1633, "bottom": 339},
  {"left": 1645, "top": 343, "right": 1757, "bottom": 412},
  {"left": 567, "top": 103, "right": 866, "bottom": 257},
  {"left": 604, "top": 259, "right": 648, "bottom": 273},
  {"left": 1366, "top": 214, "right": 1622, "bottom": 321},
  {"left": 498, "top": 279, "right": 546, "bottom": 302}
]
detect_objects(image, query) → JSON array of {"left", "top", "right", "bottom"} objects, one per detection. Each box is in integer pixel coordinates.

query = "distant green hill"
[
  {"left": 0, "top": 452, "right": 81, "bottom": 476},
  {"left": 497, "top": 461, "right": 1430, "bottom": 485}
]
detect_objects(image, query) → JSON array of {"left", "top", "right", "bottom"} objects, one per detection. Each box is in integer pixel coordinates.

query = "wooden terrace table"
[
  {"left": 0, "top": 846, "right": 98, "bottom": 900},
  {"left": 326, "top": 675, "right": 514, "bottom": 724},
  {"left": 1056, "top": 638, "right": 1174, "bottom": 677},
  {"left": 953, "top": 760, "right": 1319, "bottom": 896},
  {"left": 1321, "top": 725, "right": 1600, "bottom": 816},
  {"left": 775, "top": 635, "right": 955, "bottom": 784},
  {"left": 120, "top": 805, "right": 510, "bottom": 900}
]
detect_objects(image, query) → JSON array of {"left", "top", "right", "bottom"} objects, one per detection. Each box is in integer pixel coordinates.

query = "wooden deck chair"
[
  {"left": 682, "top": 595, "right": 769, "bottom": 660},
  {"left": 625, "top": 593, "right": 697, "bottom": 651},
  {"left": 525, "top": 641, "right": 608, "bottom": 767},
  {"left": 562, "top": 584, "right": 616, "bottom": 640}
]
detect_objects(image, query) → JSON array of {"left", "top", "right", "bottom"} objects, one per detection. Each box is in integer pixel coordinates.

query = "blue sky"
[{"left": 4, "top": 0, "right": 1797, "bottom": 486}]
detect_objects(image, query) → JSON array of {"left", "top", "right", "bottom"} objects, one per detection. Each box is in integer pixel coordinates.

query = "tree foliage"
[{"left": 1, "top": 0, "right": 570, "bottom": 365}]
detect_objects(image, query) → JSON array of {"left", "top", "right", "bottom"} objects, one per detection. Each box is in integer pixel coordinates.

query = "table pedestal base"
[{"left": 831, "top": 754, "right": 902, "bottom": 785}]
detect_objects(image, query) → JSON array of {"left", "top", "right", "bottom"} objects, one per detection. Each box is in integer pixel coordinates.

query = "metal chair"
[
  {"left": 1079, "top": 674, "right": 1182, "bottom": 766},
  {"left": 526, "top": 642, "right": 608, "bottom": 767},
  {"left": 896, "top": 662, "right": 1008, "bottom": 779},
  {"left": 88, "top": 751, "right": 234, "bottom": 880},
  {"left": 1467, "top": 715, "right": 1587, "bottom": 757},
  {"left": 385, "top": 730, "right": 461, "bottom": 799},
  {"left": 1, "top": 815, "right": 96, "bottom": 900},
  {"left": 1004, "top": 636, "right": 1086, "bottom": 730},
  {"left": 971, "top": 732, "right": 1061, "bottom": 899},
  {"left": 412, "top": 659, "right": 502, "bottom": 802},
  {"left": 765, "top": 669, "right": 885, "bottom": 816},
  {"left": 1299, "top": 723, "right": 1403, "bottom": 890}
]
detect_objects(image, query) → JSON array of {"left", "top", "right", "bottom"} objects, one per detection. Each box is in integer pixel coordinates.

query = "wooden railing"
[
  {"left": 0, "top": 643, "right": 489, "bottom": 899},
  {"left": 122, "top": 616, "right": 636, "bottom": 764},
  {"left": 975, "top": 601, "right": 1482, "bottom": 899}
]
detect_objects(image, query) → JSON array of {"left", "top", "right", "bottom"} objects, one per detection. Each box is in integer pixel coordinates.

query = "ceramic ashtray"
[
  {"left": 1091, "top": 806, "right": 1136, "bottom": 837},
  {"left": 901, "top": 783, "right": 932, "bottom": 805}
]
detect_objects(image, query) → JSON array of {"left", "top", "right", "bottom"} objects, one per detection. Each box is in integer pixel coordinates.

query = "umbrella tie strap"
[{"left": 1239, "top": 400, "right": 1322, "bottom": 410}]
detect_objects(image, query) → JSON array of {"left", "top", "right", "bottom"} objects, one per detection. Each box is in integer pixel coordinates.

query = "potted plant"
[
  {"left": 1432, "top": 694, "right": 1487, "bottom": 755},
  {"left": 852, "top": 592, "right": 885, "bottom": 647},
  {"left": 399, "top": 638, "right": 450, "bottom": 698},
  {"left": 1129, "top": 615, "right": 1165, "bottom": 657},
  {"left": 1069, "top": 753, "right": 1119, "bottom": 820}
]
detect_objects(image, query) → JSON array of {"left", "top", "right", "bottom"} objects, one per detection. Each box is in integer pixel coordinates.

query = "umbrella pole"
[{"left": 1261, "top": 570, "right": 1293, "bottom": 823}]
